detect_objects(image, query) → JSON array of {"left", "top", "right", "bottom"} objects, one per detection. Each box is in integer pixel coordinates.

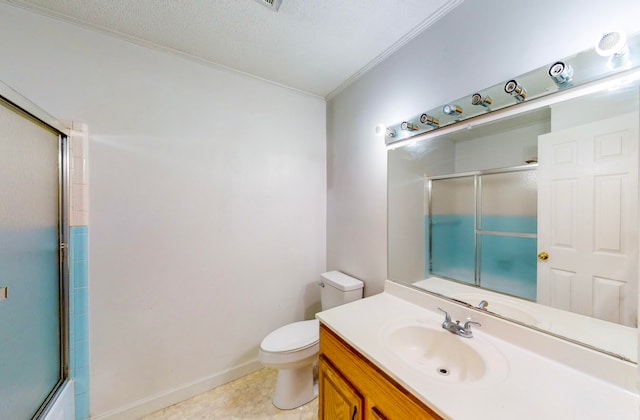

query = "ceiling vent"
[{"left": 254, "top": 0, "right": 282, "bottom": 12}]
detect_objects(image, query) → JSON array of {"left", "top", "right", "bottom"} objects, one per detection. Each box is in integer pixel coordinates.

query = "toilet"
[{"left": 258, "top": 271, "right": 364, "bottom": 409}]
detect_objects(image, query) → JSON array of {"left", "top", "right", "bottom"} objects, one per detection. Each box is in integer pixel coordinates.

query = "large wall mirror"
[{"left": 388, "top": 31, "right": 640, "bottom": 362}]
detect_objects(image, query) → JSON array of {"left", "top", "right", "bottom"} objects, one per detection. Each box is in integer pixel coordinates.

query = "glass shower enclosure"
[
  {"left": 0, "top": 96, "right": 68, "bottom": 419},
  {"left": 427, "top": 166, "right": 537, "bottom": 300}
]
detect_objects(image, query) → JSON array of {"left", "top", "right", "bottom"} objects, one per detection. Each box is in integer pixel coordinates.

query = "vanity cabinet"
[{"left": 319, "top": 323, "right": 442, "bottom": 420}]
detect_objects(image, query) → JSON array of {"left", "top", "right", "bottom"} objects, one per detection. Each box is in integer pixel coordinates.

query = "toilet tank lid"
[{"left": 321, "top": 271, "right": 364, "bottom": 291}]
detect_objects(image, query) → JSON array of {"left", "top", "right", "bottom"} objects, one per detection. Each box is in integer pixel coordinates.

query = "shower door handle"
[{"left": 0, "top": 287, "right": 6, "bottom": 302}]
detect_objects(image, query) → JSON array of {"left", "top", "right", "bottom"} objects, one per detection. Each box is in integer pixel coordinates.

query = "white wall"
[
  {"left": 327, "top": 0, "right": 640, "bottom": 296},
  {"left": 0, "top": 4, "right": 326, "bottom": 418}
]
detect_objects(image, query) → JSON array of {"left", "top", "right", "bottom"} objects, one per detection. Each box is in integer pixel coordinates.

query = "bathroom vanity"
[
  {"left": 319, "top": 323, "right": 441, "bottom": 419},
  {"left": 316, "top": 281, "right": 639, "bottom": 420}
]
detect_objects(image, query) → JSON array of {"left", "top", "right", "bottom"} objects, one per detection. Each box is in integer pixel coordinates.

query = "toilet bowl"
[
  {"left": 258, "top": 271, "right": 364, "bottom": 409},
  {"left": 258, "top": 319, "right": 319, "bottom": 409}
]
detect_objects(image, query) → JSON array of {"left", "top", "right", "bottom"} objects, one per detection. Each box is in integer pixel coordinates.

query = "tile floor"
[{"left": 141, "top": 369, "right": 318, "bottom": 419}]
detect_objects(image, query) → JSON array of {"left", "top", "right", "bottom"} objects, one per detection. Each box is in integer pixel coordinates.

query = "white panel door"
[{"left": 537, "top": 112, "right": 639, "bottom": 327}]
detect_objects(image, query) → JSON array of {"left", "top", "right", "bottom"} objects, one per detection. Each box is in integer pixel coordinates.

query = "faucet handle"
[
  {"left": 437, "top": 307, "right": 451, "bottom": 322},
  {"left": 463, "top": 320, "right": 481, "bottom": 330}
]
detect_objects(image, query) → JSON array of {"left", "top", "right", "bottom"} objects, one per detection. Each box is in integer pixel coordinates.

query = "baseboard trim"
[{"left": 91, "top": 360, "right": 262, "bottom": 420}]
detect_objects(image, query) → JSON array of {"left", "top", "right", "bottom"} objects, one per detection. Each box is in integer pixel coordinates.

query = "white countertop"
[{"left": 316, "top": 280, "right": 639, "bottom": 420}]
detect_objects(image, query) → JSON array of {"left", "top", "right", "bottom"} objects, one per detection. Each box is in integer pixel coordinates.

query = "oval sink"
[{"left": 383, "top": 323, "right": 509, "bottom": 384}]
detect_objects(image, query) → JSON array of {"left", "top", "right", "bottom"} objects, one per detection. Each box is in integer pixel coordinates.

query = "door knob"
[{"left": 537, "top": 251, "right": 549, "bottom": 261}]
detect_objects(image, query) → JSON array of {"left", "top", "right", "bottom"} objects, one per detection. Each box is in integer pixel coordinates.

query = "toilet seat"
[{"left": 260, "top": 319, "right": 319, "bottom": 353}]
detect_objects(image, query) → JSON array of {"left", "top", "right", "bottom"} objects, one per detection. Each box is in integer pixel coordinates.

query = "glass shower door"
[
  {"left": 478, "top": 170, "right": 537, "bottom": 300},
  {"left": 0, "top": 100, "right": 63, "bottom": 419},
  {"left": 429, "top": 176, "right": 475, "bottom": 284}
]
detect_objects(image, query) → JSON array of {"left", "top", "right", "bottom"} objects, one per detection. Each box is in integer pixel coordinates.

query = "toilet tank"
[{"left": 320, "top": 271, "right": 364, "bottom": 310}]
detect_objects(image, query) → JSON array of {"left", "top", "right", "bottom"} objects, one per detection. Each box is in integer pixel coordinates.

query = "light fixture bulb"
[
  {"left": 442, "top": 104, "right": 462, "bottom": 115},
  {"left": 548, "top": 61, "right": 574, "bottom": 85},
  {"left": 420, "top": 113, "right": 440, "bottom": 128},
  {"left": 401, "top": 121, "right": 418, "bottom": 131},
  {"left": 375, "top": 124, "right": 395, "bottom": 137},
  {"left": 596, "top": 31, "right": 632, "bottom": 70},
  {"left": 504, "top": 79, "right": 527, "bottom": 102},
  {"left": 471, "top": 93, "right": 492, "bottom": 107},
  {"left": 596, "top": 31, "right": 628, "bottom": 57}
]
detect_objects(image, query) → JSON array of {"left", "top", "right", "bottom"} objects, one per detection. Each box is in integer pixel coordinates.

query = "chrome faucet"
[
  {"left": 476, "top": 300, "right": 489, "bottom": 310},
  {"left": 437, "top": 308, "right": 481, "bottom": 338}
]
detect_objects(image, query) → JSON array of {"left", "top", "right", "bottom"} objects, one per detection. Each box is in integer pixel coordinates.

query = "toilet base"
[{"left": 272, "top": 364, "right": 318, "bottom": 409}]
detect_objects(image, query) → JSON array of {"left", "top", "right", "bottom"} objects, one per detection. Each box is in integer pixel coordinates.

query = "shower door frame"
[
  {"left": 426, "top": 164, "right": 537, "bottom": 297},
  {"left": 0, "top": 89, "right": 70, "bottom": 419}
]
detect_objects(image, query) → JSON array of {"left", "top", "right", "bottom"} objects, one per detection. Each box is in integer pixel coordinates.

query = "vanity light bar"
[
  {"left": 387, "top": 67, "right": 640, "bottom": 150},
  {"left": 382, "top": 30, "right": 640, "bottom": 147}
]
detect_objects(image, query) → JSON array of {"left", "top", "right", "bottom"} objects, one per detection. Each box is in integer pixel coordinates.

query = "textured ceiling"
[{"left": 5, "top": 0, "right": 462, "bottom": 98}]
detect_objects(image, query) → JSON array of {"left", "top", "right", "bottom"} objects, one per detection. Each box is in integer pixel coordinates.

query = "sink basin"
[{"left": 382, "top": 322, "right": 509, "bottom": 384}]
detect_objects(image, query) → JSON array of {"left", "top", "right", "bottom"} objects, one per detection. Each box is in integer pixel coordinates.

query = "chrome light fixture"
[
  {"left": 471, "top": 93, "right": 492, "bottom": 107},
  {"left": 504, "top": 79, "right": 527, "bottom": 102},
  {"left": 442, "top": 104, "right": 462, "bottom": 115},
  {"left": 401, "top": 121, "right": 419, "bottom": 131},
  {"left": 548, "top": 61, "right": 574, "bottom": 85},
  {"left": 420, "top": 113, "right": 440, "bottom": 128}
]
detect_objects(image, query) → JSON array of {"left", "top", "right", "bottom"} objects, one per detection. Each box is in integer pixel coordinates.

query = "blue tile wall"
[{"left": 69, "top": 226, "right": 89, "bottom": 420}]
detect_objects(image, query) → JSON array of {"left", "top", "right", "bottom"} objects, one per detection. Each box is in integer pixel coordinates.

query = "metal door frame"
[{"left": 0, "top": 92, "right": 70, "bottom": 419}]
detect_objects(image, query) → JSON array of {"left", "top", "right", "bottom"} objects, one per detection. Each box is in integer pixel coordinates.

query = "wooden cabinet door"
[
  {"left": 320, "top": 324, "right": 443, "bottom": 420},
  {"left": 319, "top": 356, "right": 363, "bottom": 420}
]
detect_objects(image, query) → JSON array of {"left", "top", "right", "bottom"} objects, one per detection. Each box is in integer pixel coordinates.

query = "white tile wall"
[{"left": 69, "top": 123, "right": 88, "bottom": 227}]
